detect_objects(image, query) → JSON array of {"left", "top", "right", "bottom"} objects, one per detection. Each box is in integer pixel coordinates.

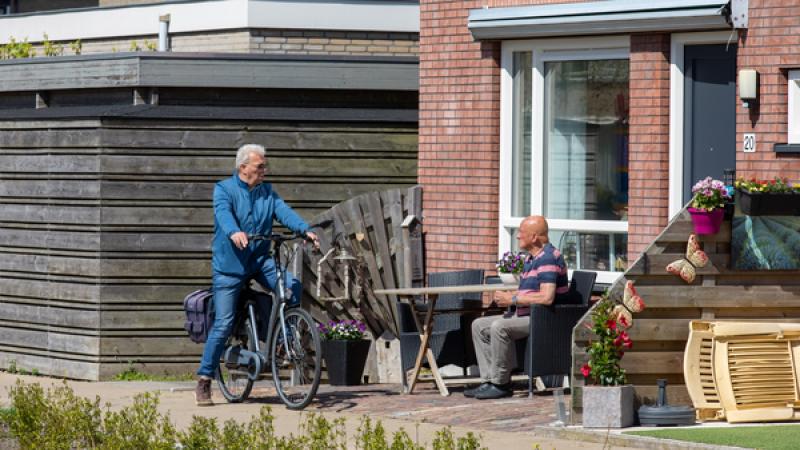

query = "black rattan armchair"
[{"left": 525, "top": 270, "right": 596, "bottom": 395}]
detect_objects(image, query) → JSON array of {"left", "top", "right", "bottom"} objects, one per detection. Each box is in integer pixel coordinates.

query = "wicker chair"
[
  {"left": 525, "top": 270, "right": 596, "bottom": 395},
  {"left": 397, "top": 269, "right": 485, "bottom": 376}
]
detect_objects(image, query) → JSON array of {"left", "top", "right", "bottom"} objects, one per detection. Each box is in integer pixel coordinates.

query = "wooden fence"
[{"left": 299, "top": 186, "right": 422, "bottom": 339}]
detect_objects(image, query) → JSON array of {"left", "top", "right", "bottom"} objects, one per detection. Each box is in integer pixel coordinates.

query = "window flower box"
[{"left": 737, "top": 189, "right": 800, "bottom": 216}]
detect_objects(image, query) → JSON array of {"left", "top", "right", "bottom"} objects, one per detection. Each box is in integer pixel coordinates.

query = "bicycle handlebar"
[
  {"left": 248, "top": 232, "right": 310, "bottom": 244},
  {"left": 247, "top": 220, "right": 329, "bottom": 246}
]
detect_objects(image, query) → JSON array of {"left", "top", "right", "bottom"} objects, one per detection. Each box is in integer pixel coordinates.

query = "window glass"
[
  {"left": 543, "top": 60, "right": 629, "bottom": 222},
  {"left": 550, "top": 230, "right": 628, "bottom": 273},
  {"left": 511, "top": 52, "right": 532, "bottom": 217},
  {"left": 509, "top": 228, "right": 628, "bottom": 273}
]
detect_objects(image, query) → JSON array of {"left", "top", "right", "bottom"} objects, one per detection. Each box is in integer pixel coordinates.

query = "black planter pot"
[
  {"left": 737, "top": 189, "right": 800, "bottom": 216},
  {"left": 322, "top": 339, "right": 371, "bottom": 386}
]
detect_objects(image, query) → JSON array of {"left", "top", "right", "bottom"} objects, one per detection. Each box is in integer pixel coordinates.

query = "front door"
[{"left": 683, "top": 44, "right": 737, "bottom": 204}]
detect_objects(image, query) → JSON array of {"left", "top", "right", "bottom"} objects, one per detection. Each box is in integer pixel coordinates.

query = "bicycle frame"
[{"left": 235, "top": 234, "right": 302, "bottom": 379}]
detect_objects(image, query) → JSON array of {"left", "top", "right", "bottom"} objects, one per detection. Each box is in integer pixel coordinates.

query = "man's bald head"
[
  {"left": 521, "top": 215, "right": 548, "bottom": 237},
  {"left": 517, "top": 215, "right": 549, "bottom": 252}
]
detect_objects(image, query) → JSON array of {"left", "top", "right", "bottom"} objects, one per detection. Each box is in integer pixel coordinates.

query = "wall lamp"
[{"left": 739, "top": 69, "right": 758, "bottom": 109}]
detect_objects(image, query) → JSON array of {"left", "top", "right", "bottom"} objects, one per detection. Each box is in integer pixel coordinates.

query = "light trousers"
[{"left": 471, "top": 314, "right": 529, "bottom": 385}]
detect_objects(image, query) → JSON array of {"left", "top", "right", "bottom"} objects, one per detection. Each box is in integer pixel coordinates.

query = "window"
[
  {"left": 789, "top": 70, "right": 800, "bottom": 144},
  {"left": 500, "top": 37, "right": 630, "bottom": 284}
]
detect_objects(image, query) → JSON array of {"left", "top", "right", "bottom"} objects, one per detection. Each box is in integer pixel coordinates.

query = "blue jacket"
[{"left": 212, "top": 173, "right": 309, "bottom": 277}]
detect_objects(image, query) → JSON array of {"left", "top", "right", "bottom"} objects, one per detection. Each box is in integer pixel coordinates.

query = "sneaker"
[
  {"left": 195, "top": 378, "right": 213, "bottom": 406},
  {"left": 463, "top": 382, "right": 491, "bottom": 398},
  {"left": 475, "top": 383, "right": 513, "bottom": 400}
]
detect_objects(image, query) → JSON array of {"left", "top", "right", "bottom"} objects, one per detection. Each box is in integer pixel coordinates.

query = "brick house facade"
[{"left": 420, "top": 0, "right": 800, "bottom": 284}]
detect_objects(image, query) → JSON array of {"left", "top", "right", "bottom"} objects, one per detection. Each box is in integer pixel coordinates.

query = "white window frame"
[
  {"left": 500, "top": 36, "right": 630, "bottom": 285},
  {"left": 788, "top": 70, "right": 800, "bottom": 144},
  {"left": 668, "top": 31, "right": 736, "bottom": 219}
]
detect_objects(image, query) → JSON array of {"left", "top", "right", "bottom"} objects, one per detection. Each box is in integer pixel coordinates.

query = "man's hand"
[
  {"left": 230, "top": 231, "right": 249, "bottom": 250},
  {"left": 305, "top": 231, "right": 320, "bottom": 250},
  {"left": 493, "top": 290, "right": 515, "bottom": 308}
]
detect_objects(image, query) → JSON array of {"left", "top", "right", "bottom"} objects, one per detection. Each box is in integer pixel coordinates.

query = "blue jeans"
[{"left": 197, "top": 259, "right": 301, "bottom": 377}]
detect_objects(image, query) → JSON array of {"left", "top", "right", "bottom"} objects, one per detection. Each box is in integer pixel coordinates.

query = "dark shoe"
[
  {"left": 463, "top": 382, "right": 491, "bottom": 398},
  {"left": 195, "top": 378, "right": 214, "bottom": 406},
  {"left": 475, "top": 383, "right": 513, "bottom": 400}
]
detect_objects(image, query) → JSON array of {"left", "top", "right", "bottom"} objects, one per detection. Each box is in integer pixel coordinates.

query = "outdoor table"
[{"left": 374, "top": 284, "right": 515, "bottom": 396}]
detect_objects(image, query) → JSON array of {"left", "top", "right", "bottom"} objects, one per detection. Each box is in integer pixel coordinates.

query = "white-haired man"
[{"left": 195, "top": 144, "right": 318, "bottom": 405}]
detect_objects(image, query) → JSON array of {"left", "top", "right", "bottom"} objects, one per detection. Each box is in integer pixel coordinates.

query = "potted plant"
[
  {"left": 319, "top": 319, "right": 371, "bottom": 386},
  {"left": 496, "top": 251, "right": 524, "bottom": 285},
  {"left": 581, "top": 282, "right": 645, "bottom": 428},
  {"left": 735, "top": 177, "right": 800, "bottom": 216},
  {"left": 688, "top": 177, "right": 730, "bottom": 235}
]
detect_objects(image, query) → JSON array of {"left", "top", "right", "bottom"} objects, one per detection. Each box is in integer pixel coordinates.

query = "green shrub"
[
  {"left": 5, "top": 380, "right": 102, "bottom": 449},
  {"left": 42, "top": 33, "right": 63, "bottom": 57},
  {"left": 70, "top": 39, "right": 82, "bottom": 55},
  {"left": 1, "top": 37, "right": 35, "bottom": 59},
  {"left": 102, "top": 392, "right": 176, "bottom": 449},
  {"left": 2, "top": 381, "right": 485, "bottom": 449}
]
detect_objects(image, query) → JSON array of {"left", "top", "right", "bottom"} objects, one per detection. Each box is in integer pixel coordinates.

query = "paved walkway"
[{"left": 0, "top": 374, "right": 745, "bottom": 449}]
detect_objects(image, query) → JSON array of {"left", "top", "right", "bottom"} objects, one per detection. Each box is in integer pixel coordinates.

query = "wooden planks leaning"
[{"left": 300, "top": 186, "right": 423, "bottom": 340}]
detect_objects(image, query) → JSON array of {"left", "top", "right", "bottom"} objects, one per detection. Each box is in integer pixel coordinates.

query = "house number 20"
[{"left": 743, "top": 133, "right": 756, "bottom": 153}]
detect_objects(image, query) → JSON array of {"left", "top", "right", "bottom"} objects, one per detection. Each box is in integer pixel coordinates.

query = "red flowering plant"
[{"left": 581, "top": 281, "right": 645, "bottom": 386}]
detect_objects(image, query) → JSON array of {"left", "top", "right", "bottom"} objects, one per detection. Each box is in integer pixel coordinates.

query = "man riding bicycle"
[{"left": 196, "top": 143, "right": 319, "bottom": 406}]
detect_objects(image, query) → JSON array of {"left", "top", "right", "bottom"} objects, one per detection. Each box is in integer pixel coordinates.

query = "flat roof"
[
  {"left": 0, "top": 53, "right": 419, "bottom": 93},
  {"left": 0, "top": 0, "right": 419, "bottom": 44}
]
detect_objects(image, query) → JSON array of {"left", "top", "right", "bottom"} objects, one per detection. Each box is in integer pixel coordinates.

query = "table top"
[{"left": 374, "top": 283, "right": 515, "bottom": 296}]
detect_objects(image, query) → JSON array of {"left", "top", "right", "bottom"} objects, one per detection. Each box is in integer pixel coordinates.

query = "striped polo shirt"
[{"left": 516, "top": 243, "right": 569, "bottom": 316}]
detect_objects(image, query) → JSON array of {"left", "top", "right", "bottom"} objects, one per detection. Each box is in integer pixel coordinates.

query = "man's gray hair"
[{"left": 235, "top": 144, "right": 266, "bottom": 168}]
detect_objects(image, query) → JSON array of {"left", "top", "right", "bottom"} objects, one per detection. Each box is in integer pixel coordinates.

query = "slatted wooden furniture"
[
  {"left": 685, "top": 320, "right": 800, "bottom": 423},
  {"left": 571, "top": 207, "right": 800, "bottom": 422}
]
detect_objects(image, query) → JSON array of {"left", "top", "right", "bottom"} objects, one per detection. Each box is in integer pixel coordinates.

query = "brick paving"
[{"left": 251, "top": 380, "right": 564, "bottom": 434}]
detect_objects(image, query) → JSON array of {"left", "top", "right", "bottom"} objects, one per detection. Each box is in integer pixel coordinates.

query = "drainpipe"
[{"left": 158, "top": 14, "right": 170, "bottom": 51}]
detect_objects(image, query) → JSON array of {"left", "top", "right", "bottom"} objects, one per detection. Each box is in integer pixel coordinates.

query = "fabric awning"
[{"left": 468, "top": 0, "right": 731, "bottom": 40}]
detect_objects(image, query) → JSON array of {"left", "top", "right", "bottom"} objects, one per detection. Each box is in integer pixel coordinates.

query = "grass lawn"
[{"left": 626, "top": 425, "right": 800, "bottom": 449}]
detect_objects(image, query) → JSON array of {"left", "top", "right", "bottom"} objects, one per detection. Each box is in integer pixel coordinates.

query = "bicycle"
[{"left": 215, "top": 231, "right": 321, "bottom": 410}]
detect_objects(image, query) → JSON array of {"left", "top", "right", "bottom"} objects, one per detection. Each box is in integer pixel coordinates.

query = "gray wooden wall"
[{"left": 0, "top": 117, "right": 417, "bottom": 380}]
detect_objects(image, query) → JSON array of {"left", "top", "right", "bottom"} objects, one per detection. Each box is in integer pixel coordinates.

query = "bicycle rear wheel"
[
  {"left": 270, "top": 309, "right": 321, "bottom": 410},
  {"left": 216, "top": 318, "right": 256, "bottom": 403}
]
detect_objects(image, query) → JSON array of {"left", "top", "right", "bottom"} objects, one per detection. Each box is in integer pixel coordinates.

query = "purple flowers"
[
  {"left": 497, "top": 251, "right": 524, "bottom": 275},
  {"left": 318, "top": 319, "right": 367, "bottom": 341},
  {"left": 691, "top": 176, "right": 731, "bottom": 212}
]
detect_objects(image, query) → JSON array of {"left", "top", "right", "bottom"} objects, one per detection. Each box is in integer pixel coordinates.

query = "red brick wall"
[
  {"left": 419, "top": 0, "right": 584, "bottom": 273},
  {"left": 736, "top": 0, "right": 800, "bottom": 182},
  {"left": 627, "top": 34, "right": 671, "bottom": 260},
  {"left": 420, "top": 0, "right": 800, "bottom": 274},
  {"left": 418, "top": 0, "right": 499, "bottom": 273}
]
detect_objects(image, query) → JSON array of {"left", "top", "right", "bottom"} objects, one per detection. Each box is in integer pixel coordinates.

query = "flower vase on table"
[{"left": 496, "top": 251, "right": 523, "bottom": 286}]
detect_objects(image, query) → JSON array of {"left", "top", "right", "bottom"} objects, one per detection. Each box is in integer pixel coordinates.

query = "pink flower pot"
[{"left": 688, "top": 207, "right": 724, "bottom": 235}]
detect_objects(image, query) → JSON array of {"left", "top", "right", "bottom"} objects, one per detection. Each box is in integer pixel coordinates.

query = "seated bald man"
[{"left": 466, "top": 215, "right": 569, "bottom": 400}]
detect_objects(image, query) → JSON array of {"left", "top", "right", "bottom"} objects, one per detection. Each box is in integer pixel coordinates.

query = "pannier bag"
[{"left": 184, "top": 289, "right": 214, "bottom": 343}]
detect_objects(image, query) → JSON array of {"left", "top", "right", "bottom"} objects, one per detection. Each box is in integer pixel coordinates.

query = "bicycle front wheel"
[
  {"left": 270, "top": 309, "right": 321, "bottom": 410},
  {"left": 216, "top": 318, "right": 256, "bottom": 403}
]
